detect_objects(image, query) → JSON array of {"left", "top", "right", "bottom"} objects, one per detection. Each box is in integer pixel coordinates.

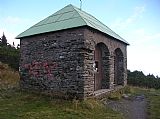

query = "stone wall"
[
  {"left": 83, "top": 27, "right": 127, "bottom": 97},
  {"left": 20, "top": 27, "right": 86, "bottom": 99},
  {"left": 19, "top": 26, "right": 128, "bottom": 99}
]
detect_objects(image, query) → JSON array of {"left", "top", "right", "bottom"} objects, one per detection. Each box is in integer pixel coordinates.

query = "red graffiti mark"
[{"left": 23, "top": 61, "right": 58, "bottom": 79}]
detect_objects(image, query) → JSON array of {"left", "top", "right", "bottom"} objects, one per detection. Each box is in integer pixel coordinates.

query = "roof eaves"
[{"left": 72, "top": 5, "right": 129, "bottom": 45}]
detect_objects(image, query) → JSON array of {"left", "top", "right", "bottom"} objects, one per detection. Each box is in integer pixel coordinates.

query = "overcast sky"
[{"left": 0, "top": 0, "right": 160, "bottom": 76}]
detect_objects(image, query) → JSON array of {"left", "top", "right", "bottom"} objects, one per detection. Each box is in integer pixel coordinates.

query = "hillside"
[
  {"left": 0, "top": 33, "right": 20, "bottom": 71},
  {"left": 0, "top": 46, "right": 19, "bottom": 70},
  {"left": 0, "top": 62, "right": 124, "bottom": 119},
  {"left": 128, "top": 70, "right": 160, "bottom": 89},
  {"left": 0, "top": 62, "right": 19, "bottom": 89},
  {"left": 0, "top": 62, "right": 160, "bottom": 119}
]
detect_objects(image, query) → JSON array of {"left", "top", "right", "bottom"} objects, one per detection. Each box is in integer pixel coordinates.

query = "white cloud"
[
  {"left": 109, "top": 4, "right": 160, "bottom": 76},
  {"left": 127, "top": 29, "right": 160, "bottom": 76},
  {"left": 0, "top": 16, "right": 36, "bottom": 46},
  {"left": 2, "top": 16, "right": 32, "bottom": 25},
  {"left": 128, "top": 28, "right": 160, "bottom": 46},
  {"left": 4, "top": 16, "right": 23, "bottom": 24},
  {"left": 111, "top": 5, "right": 145, "bottom": 30}
]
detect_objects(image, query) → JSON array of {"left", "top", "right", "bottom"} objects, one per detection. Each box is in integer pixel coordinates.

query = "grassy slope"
[
  {"left": 145, "top": 89, "right": 160, "bottom": 119},
  {"left": 0, "top": 62, "right": 159, "bottom": 119},
  {"left": 0, "top": 62, "right": 19, "bottom": 89},
  {"left": 129, "top": 87, "right": 160, "bottom": 119},
  {"left": 0, "top": 62, "right": 123, "bottom": 119},
  {"left": 0, "top": 89, "right": 124, "bottom": 119}
]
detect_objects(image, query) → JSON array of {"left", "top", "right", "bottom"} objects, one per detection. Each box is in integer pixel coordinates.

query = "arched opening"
[
  {"left": 114, "top": 48, "right": 124, "bottom": 85},
  {"left": 94, "top": 43, "right": 110, "bottom": 91}
]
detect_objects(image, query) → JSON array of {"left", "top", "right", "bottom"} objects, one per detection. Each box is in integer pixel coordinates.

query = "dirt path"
[{"left": 106, "top": 94, "right": 147, "bottom": 119}]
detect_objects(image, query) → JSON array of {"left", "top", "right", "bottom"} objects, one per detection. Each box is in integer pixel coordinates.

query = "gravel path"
[{"left": 106, "top": 94, "right": 147, "bottom": 119}]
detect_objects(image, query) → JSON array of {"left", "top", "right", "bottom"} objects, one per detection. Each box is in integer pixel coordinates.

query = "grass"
[
  {"left": 126, "top": 86, "right": 160, "bottom": 119},
  {"left": 1, "top": 62, "right": 160, "bottom": 119},
  {"left": 0, "top": 88, "right": 124, "bottom": 119},
  {"left": 0, "top": 62, "right": 19, "bottom": 89},
  {"left": 108, "top": 90, "right": 123, "bottom": 100},
  {"left": 148, "top": 89, "right": 160, "bottom": 119},
  {"left": 0, "top": 62, "right": 124, "bottom": 119}
]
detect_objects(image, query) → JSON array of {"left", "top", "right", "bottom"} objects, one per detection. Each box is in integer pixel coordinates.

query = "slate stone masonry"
[
  {"left": 82, "top": 28, "right": 127, "bottom": 97},
  {"left": 20, "top": 27, "right": 127, "bottom": 99}
]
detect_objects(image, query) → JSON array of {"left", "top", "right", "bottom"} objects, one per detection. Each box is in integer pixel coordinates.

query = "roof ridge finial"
[{"left": 80, "top": 0, "right": 82, "bottom": 10}]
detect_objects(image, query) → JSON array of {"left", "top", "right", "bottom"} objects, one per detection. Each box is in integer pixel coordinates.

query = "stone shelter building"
[{"left": 16, "top": 4, "right": 129, "bottom": 99}]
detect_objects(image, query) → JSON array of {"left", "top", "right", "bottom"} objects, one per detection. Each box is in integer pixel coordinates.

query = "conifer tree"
[{"left": 1, "top": 32, "right": 7, "bottom": 46}]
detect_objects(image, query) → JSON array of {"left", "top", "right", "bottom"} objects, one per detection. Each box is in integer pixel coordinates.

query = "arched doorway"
[
  {"left": 114, "top": 48, "right": 124, "bottom": 85},
  {"left": 94, "top": 43, "right": 110, "bottom": 91}
]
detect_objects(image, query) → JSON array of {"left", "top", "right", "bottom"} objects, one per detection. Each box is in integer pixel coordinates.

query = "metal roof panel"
[{"left": 16, "top": 4, "right": 129, "bottom": 44}]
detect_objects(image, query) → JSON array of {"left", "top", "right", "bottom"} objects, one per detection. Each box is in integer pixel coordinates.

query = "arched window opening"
[
  {"left": 114, "top": 48, "right": 124, "bottom": 85},
  {"left": 94, "top": 43, "right": 110, "bottom": 91}
]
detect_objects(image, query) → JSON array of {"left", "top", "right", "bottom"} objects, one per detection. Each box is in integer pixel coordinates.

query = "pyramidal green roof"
[{"left": 16, "top": 4, "right": 129, "bottom": 44}]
